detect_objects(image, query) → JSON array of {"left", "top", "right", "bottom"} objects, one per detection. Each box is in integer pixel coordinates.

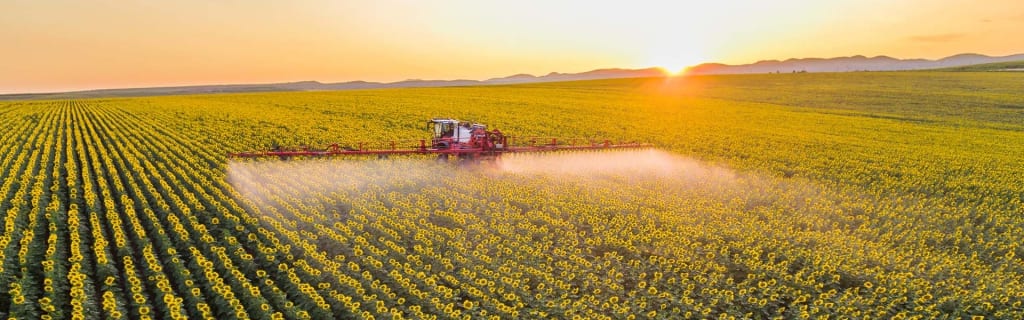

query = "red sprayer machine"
[{"left": 228, "top": 118, "right": 651, "bottom": 163}]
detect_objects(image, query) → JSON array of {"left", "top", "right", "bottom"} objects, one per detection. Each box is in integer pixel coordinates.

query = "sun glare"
[
  {"left": 645, "top": 50, "right": 707, "bottom": 77},
  {"left": 654, "top": 62, "right": 693, "bottom": 77}
]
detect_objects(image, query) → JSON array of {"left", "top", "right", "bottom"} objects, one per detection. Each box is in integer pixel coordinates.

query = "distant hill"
[
  {"left": 484, "top": 68, "right": 666, "bottom": 84},
  {"left": 929, "top": 60, "right": 1024, "bottom": 72},
  {"left": 5, "top": 53, "right": 1024, "bottom": 100},
  {"left": 0, "top": 68, "right": 666, "bottom": 100},
  {"left": 685, "top": 53, "right": 1024, "bottom": 74}
]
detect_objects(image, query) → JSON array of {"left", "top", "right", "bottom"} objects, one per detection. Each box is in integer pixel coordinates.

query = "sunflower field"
[{"left": 1, "top": 71, "right": 1022, "bottom": 319}]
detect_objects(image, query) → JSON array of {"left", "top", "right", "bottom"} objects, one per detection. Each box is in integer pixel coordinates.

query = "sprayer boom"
[{"left": 227, "top": 118, "right": 652, "bottom": 162}]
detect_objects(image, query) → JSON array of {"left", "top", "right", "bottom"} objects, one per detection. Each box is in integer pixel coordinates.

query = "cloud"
[{"left": 908, "top": 33, "right": 966, "bottom": 43}]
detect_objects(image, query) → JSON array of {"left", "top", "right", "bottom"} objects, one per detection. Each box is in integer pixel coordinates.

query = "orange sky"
[{"left": 2, "top": 0, "right": 1023, "bottom": 94}]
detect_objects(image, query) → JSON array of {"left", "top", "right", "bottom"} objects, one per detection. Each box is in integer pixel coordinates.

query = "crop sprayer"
[{"left": 228, "top": 118, "right": 651, "bottom": 164}]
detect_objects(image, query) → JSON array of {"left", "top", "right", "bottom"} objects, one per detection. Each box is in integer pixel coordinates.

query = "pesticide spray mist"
[
  {"left": 497, "top": 149, "right": 737, "bottom": 182},
  {"left": 226, "top": 149, "right": 749, "bottom": 217},
  {"left": 226, "top": 146, "right": 844, "bottom": 236}
]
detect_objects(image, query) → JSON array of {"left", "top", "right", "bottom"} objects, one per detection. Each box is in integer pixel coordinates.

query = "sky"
[{"left": 1, "top": 0, "right": 1023, "bottom": 94}]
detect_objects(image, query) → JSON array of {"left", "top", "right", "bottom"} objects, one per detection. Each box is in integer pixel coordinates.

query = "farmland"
[{"left": 1, "top": 71, "right": 1023, "bottom": 319}]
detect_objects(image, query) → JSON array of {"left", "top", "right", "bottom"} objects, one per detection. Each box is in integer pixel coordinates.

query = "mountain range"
[
  {"left": 3, "top": 53, "right": 1022, "bottom": 100},
  {"left": 0, "top": 68, "right": 667, "bottom": 100},
  {"left": 685, "top": 53, "right": 1024, "bottom": 74}
]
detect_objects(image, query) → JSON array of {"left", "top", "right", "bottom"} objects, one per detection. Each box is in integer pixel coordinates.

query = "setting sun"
[{"left": 644, "top": 49, "right": 709, "bottom": 76}]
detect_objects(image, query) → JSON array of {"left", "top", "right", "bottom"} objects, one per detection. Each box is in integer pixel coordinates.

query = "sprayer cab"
[{"left": 429, "top": 118, "right": 496, "bottom": 150}]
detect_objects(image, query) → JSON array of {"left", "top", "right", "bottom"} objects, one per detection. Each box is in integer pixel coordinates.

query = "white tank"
[{"left": 455, "top": 126, "right": 472, "bottom": 143}]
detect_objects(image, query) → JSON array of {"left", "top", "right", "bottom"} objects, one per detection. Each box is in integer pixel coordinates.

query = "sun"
[
  {"left": 650, "top": 54, "right": 706, "bottom": 76},
  {"left": 660, "top": 66, "right": 686, "bottom": 77},
  {"left": 643, "top": 45, "right": 709, "bottom": 76}
]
